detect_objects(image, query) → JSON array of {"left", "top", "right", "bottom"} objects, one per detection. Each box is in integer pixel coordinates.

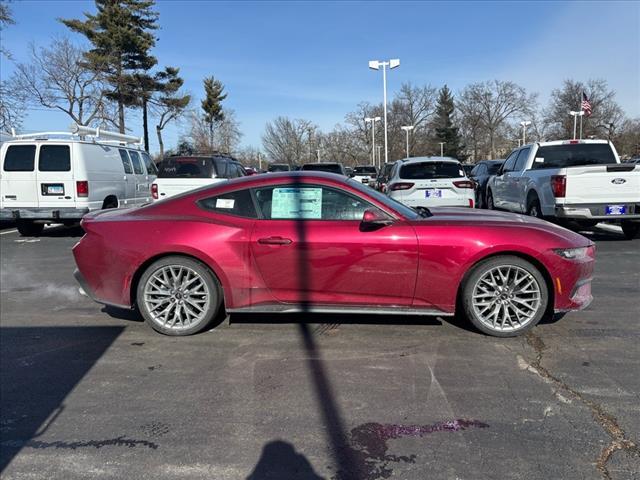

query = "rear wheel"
[
  {"left": 462, "top": 256, "right": 548, "bottom": 337},
  {"left": 621, "top": 220, "right": 640, "bottom": 240},
  {"left": 526, "top": 198, "right": 543, "bottom": 219},
  {"left": 487, "top": 190, "right": 495, "bottom": 210},
  {"left": 136, "top": 256, "right": 223, "bottom": 336},
  {"left": 16, "top": 221, "right": 44, "bottom": 237}
]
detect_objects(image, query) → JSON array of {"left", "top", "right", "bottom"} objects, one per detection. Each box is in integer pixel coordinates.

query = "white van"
[{"left": 0, "top": 126, "right": 157, "bottom": 236}]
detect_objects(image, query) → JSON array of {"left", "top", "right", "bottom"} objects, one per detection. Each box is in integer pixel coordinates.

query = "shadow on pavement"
[
  {"left": 246, "top": 440, "right": 325, "bottom": 480},
  {"left": 0, "top": 326, "right": 124, "bottom": 472}
]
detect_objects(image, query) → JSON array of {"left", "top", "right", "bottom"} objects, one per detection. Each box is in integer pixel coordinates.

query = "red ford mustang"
[{"left": 73, "top": 172, "right": 595, "bottom": 337}]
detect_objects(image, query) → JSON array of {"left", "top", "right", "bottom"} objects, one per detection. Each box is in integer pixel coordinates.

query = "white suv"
[
  {"left": 386, "top": 157, "right": 475, "bottom": 208},
  {"left": 0, "top": 127, "right": 156, "bottom": 236}
]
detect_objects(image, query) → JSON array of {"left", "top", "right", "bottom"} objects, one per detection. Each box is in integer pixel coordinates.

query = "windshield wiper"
[{"left": 413, "top": 206, "right": 433, "bottom": 218}]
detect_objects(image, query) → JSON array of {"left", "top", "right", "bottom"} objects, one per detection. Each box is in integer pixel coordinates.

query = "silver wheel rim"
[
  {"left": 143, "top": 265, "right": 210, "bottom": 330},
  {"left": 472, "top": 265, "right": 542, "bottom": 332}
]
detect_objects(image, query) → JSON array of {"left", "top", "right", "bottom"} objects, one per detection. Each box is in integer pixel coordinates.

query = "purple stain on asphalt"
[{"left": 332, "top": 419, "right": 489, "bottom": 480}]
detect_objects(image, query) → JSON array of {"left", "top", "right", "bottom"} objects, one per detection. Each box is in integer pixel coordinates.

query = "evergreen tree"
[
  {"left": 201, "top": 76, "right": 227, "bottom": 148},
  {"left": 62, "top": 0, "right": 159, "bottom": 133},
  {"left": 433, "top": 85, "right": 465, "bottom": 159},
  {"left": 152, "top": 67, "right": 190, "bottom": 158}
]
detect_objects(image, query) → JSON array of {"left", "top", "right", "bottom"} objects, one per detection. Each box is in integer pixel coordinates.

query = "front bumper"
[
  {"left": 555, "top": 203, "right": 640, "bottom": 220},
  {"left": 0, "top": 207, "right": 90, "bottom": 221}
]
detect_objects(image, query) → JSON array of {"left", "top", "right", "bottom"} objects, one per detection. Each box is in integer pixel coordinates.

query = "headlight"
[{"left": 554, "top": 247, "right": 589, "bottom": 260}]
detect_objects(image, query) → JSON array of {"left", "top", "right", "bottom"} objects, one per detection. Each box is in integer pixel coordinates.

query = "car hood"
[{"left": 419, "top": 207, "right": 592, "bottom": 246}]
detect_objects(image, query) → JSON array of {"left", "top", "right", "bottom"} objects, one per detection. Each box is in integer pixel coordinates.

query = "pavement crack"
[{"left": 524, "top": 331, "right": 640, "bottom": 480}]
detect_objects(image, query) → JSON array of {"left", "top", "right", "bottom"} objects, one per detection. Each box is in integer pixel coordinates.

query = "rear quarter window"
[
  {"left": 3, "top": 145, "right": 36, "bottom": 171},
  {"left": 128, "top": 151, "right": 145, "bottom": 174},
  {"left": 39, "top": 145, "right": 71, "bottom": 172},
  {"left": 198, "top": 189, "right": 257, "bottom": 218},
  {"left": 142, "top": 152, "right": 158, "bottom": 175}
]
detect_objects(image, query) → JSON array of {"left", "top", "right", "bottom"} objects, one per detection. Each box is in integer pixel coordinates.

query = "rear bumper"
[
  {"left": 0, "top": 207, "right": 90, "bottom": 221},
  {"left": 555, "top": 203, "right": 640, "bottom": 220},
  {"left": 73, "top": 268, "right": 131, "bottom": 310}
]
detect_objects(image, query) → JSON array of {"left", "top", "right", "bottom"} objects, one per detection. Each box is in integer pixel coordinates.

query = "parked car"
[
  {"left": 74, "top": 171, "right": 595, "bottom": 338},
  {"left": 244, "top": 167, "right": 257, "bottom": 176},
  {"left": 300, "top": 162, "right": 346, "bottom": 175},
  {"left": 151, "top": 154, "right": 245, "bottom": 202},
  {"left": 387, "top": 157, "right": 475, "bottom": 208},
  {"left": 0, "top": 126, "right": 155, "bottom": 236},
  {"left": 469, "top": 160, "right": 504, "bottom": 208},
  {"left": 374, "top": 162, "right": 396, "bottom": 192},
  {"left": 345, "top": 166, "right": 353, "bottom": 177},
  {"left": 487, "top": 140, "right": 640, "bottom": 239},
  {"left": 352, "top": 165, "right": 378, "bottom": 186},
  {"left": 267, "top": 163, "right": 292, "bottom": 172},
  {"left": 462, "top": 164, "right": 475, "bottom": 177}
]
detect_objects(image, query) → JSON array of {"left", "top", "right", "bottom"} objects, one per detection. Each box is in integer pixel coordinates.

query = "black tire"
[
  {"left": 136, "top": 256, "right": 223, "bottom": 336},
  {"left": 461, "top": 255, "right": 549, "bottom": 337},
  {"left": 621, "top": 220, "right": 640, "bottom": 240},
  {"left": 103, "top": 198, "right": 118, "bottom": 209},
  {"left": 526, "top": 197, "right": 543, "bottom": 219},
  {"left": 486, "top": 190, "right": 495, "bottom": 210},
  {"left": 16, "top": 221, "right": 44, "bottom": 237}
]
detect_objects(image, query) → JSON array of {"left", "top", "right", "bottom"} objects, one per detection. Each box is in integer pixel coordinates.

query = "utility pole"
[
  {"left": 401, "top": 125, "right": 414, "bottom": 158},
  {"left": 369, "top": 58, "right": 400, "bottom": 165}
]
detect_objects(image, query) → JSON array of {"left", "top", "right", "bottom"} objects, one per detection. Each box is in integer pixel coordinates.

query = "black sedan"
[{"left": 469, "top": 160, "right": 504, "bottom": 209}]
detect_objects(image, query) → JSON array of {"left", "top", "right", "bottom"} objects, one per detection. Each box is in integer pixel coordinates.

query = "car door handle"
[{"left": 258, "top": 236, "right": 292, "bottom": 245}]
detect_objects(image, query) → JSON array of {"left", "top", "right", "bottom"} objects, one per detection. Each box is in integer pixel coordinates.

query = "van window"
[
  {"left": 142, "top": 152, "right": 158, "bottom": 175},
  {"left": 3, "top": 145, "right": 36, "bottom": 171},
  {"left": 118, "top": 149, "right": 133, "bottom": 174},
  {"left": 39, "top": 145, "right": 71, "bottom": 171},
  {"left": 129, "top": 151, "right": 144, "bottom": 174}
]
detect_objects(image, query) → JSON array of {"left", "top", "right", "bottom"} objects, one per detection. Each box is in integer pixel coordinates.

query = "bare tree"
[
  {"left": 612, "top": 118, "right": 640, "bottom": 158},
  {"left": 459, "top": 80, "right": 536, "bottom": 159},
  {"left": 11, "top": 37, "right": 115, "bottom": 127},
  {"left": 262, "top": 117, "right": 314, "bottom": 165},
  {"left": 0, "top": 81, "right": 25, "bottom": 132}
]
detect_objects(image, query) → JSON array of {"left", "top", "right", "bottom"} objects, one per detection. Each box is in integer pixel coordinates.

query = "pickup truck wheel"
[
  {"left": 621, "top": 221, "right": 639, "bottom": 240},
  {"left": 526, "top": 199, "right": 543, "bottom": 219},
  {"left": 16, "top": 221, "right": 44, "bottom": 237},
  {"left": 487, "top": 191, "right": 495, "bottom": 210},
  {"left": 137, "top": 256, "right": 223, "bottom": 336},
  {"left": 462, "top": 256, "right": 548, "bottom": 337}
]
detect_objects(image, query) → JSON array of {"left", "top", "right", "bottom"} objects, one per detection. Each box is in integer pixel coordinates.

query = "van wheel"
[
  {"left": 16, "top": 221, "right": 44, "bottom": 237},
  {"left": 102, "top": 197, "right": 118, "bottom": 209},
  {"left": 621, "top": 221, "right": 639, "bottom": 240}
]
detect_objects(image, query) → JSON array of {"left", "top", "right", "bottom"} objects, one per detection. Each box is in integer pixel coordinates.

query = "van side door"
[
  {"left": 128, "top": 150, "right": 152, "bottom": 204},
  {"left": 1, "top": 144, "right": 39, "bottom": 208},
  {"left": 118, "top": 149, "right": 137, "bottom": 206}
]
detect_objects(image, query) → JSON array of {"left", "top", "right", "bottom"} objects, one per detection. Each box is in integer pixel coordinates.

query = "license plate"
[
  {"left": 605, "top": 205, "right": 626, "bottom": 215},
  {"left": 44, "top": 184, "right": 64, "bottom": 195},
  {"left": 361, "top": 178, "right": 369, "bottom": 183},
  {"left": 425, "top": 189, "right": 443, "bottom": 198}
]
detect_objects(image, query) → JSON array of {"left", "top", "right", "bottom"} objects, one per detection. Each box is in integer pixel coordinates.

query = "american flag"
[{"left": 581, "top": 92, "right": 592, "bottom": 117}]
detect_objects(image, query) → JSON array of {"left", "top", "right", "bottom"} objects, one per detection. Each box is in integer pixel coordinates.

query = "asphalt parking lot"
[{"left": 1, "top": 223, "right": 639, "bottom": 480}]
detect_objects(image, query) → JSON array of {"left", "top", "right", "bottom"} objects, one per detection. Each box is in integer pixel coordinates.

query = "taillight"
[
  {"left": 469, "top": 198, "right": 475, "bottom": 208},
  {"left": 453, "top": 180, "right": 475, "bottom": 189},
  {"left": 389, "top": 182, "right": 414, "bottom": 191},
  {"left": 551, "top": 175, "right": 566, "bottom": 197},
  {"left": 151, "top": 183, "right": 158, "bottom": 199},
  {"left": 76, "top": 181, "right": 89, "bottom": 197}
]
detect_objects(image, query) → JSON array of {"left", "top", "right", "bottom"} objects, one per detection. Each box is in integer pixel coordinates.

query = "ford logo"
[{"left": 611, "top": 178, "right": 626, "bottom": 185}]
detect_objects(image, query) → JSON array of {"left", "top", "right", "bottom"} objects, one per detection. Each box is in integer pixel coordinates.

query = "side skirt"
[{"left": 226, "top": 304, "right": 454, "bottom": 317}]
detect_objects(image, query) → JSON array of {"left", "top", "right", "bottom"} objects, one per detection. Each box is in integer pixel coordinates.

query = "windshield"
[
  {"left": 302, "top": 163, "right": 343, "bottom": 174},
  {"left": 400, "top": 161, "right": 464, "bottom": 179},
  {"left": 354, "top": 166, "right": 377, "bottom": 174},
  {"left": 347, "top": 179, "right": 419, "bottom": 220},
  {"left": 157, "top": 158, "right": 215, "bottom": 178},
  {"left": 532, "top": 144, "right": 616, "bottom": 169}
]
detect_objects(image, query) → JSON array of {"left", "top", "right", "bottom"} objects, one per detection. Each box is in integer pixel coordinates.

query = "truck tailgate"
[
  {"left": 565, "top": 164, "right": 640, "bottom": 203},
  {"left": 155, "top": 178, "right": 225, "bottom": 200}
]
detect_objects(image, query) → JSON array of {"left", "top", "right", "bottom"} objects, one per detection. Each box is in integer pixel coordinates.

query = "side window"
[
  {"left": 214, "top": 158, "right": 227, "bottom": 178},
  {"left": 3, "top": 145, "right": 36, "bottom": 171},
  {"left": 479, "top": 164, "right": 487, "bottom": 175},
  {"left": 235, "top": 164, "right": 246, "bottom": 177},
  {"left": 226, "top": 161, "right": 238, "bottom": 178},
  {"left": 128, "top": 151, "right": 144, "bottom": 175},
  {"left": 254, "top": 185, "right": 372, "bottom": 221},
  {"left": 198, "top": 188, "right": 257, "bottom": 218},
  {"left": 142, "top": 152, "right": 158, "bottom": 175},
  {"left": 513, "top": 148, "right": 531, "bottom": 172},
  {"left": 470, "top": 165, "right": 479, "bottom": 176},
  {"left": 502, "top": 151, "right": 518, "bottom": 173},
  {"left": 118, "top": 149, "right": 133, "bottom": 174},
  {"left": 39, "top": 145, "right": 71, "bottom": 171}
]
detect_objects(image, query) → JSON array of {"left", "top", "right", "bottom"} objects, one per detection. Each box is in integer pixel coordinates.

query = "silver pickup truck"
[{"left": 487, "top": 140, "right": 640, "bottom": 239}]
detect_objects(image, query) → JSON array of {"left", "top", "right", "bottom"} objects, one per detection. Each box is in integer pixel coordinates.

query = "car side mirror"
[{"left": 360, "top": 208, "right": 393, "bottom": 231}]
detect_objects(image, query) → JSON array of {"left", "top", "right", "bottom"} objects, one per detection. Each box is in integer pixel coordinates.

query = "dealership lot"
[{"left": 1, "top": 225, "right": 639, "bottom": 479}]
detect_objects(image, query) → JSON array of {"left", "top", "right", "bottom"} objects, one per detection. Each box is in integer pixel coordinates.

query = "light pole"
[
  {"left": 520, "top": 121, "right": 531, "bottom": 145},
  {"left": 365, "top": 116, "right": 381, "bottom": 166},
  {"left": 401, "top": 125, "right": 414, "bottom": 158},
  {"left": 438, "top": 142, "right": 445, "bottom": 157},
  {"left": 569, "top": 111, "right": 584, "bottom": 140},
  {"left": 369, "top": 58, "right": 400, "bottom": 165},
  {"left": 376, "top": 145, "right": 382, "bottom": 167}
]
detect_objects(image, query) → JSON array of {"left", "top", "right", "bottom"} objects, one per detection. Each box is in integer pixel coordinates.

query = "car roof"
[
  {"left": 524, "top": 139, "right": 611, "bottom": 148},
  {"left": 401, "top": 156, "right": 460, "bottom": 164},
  {"left": 479, "top": 159, "right": 505, "bottom": 164}
]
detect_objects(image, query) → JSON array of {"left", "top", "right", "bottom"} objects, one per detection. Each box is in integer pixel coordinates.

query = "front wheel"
[
  {"left": 621, "top": 220, "right": 639, "bottom": 240},
  {"left": 16, "top": 221, "right": 44, "bottom": 237},
  {"left": 461, "top": 256, "right": 549, "bottom": 337},
  {"left": 487, "top": 190, "right": 495, "bottom": 210},
  {"left": 136, "top": 256, "right": 223, "bottom": 336}
]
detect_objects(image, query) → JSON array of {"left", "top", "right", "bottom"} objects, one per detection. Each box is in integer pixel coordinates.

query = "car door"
[
  {"left": 492, "top": 151, "right": 518, "bottom": 209},
  {"left": 506, "top": 147, "right": 531, "bottom": 212},
  {"left": 128, "top": 150, "right": 151, "bottom": 204},
  {"left": 118, "top": 149, "right": 137, "bottom": 206},
  {"left": 250, "top": 182, "right": 419, "bottom": 307}
]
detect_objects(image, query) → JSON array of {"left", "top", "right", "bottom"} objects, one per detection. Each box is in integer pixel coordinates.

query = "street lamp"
[
  {"left": 520, "top": 121, "right": 531, "bottom": 145},
  {"left": 401, "top": 125, "right": 414, "bottom": 158},
  {"left": 438, "top": 142, "right": 445, "bottom": 157},
  {"left": 376, "top": 145, "right": 382, "bottom": 166},
  {"left": 569, "top": 111, "right": 584, "bottom": 140},
  {"left": 369, "top": 58, "right": 400, "bottom": 165},
  {"left": 365, "top": 117, "right": 381, "bottom": 167}
]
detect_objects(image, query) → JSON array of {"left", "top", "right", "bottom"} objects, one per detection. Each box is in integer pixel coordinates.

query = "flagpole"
[{"left": 579, "top": 92, "right": 583, "bottom": 140}]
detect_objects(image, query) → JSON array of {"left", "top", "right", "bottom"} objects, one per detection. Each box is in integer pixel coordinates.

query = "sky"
[{"left": 1, "top": 0, "right": 639, "bottom": 154}]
